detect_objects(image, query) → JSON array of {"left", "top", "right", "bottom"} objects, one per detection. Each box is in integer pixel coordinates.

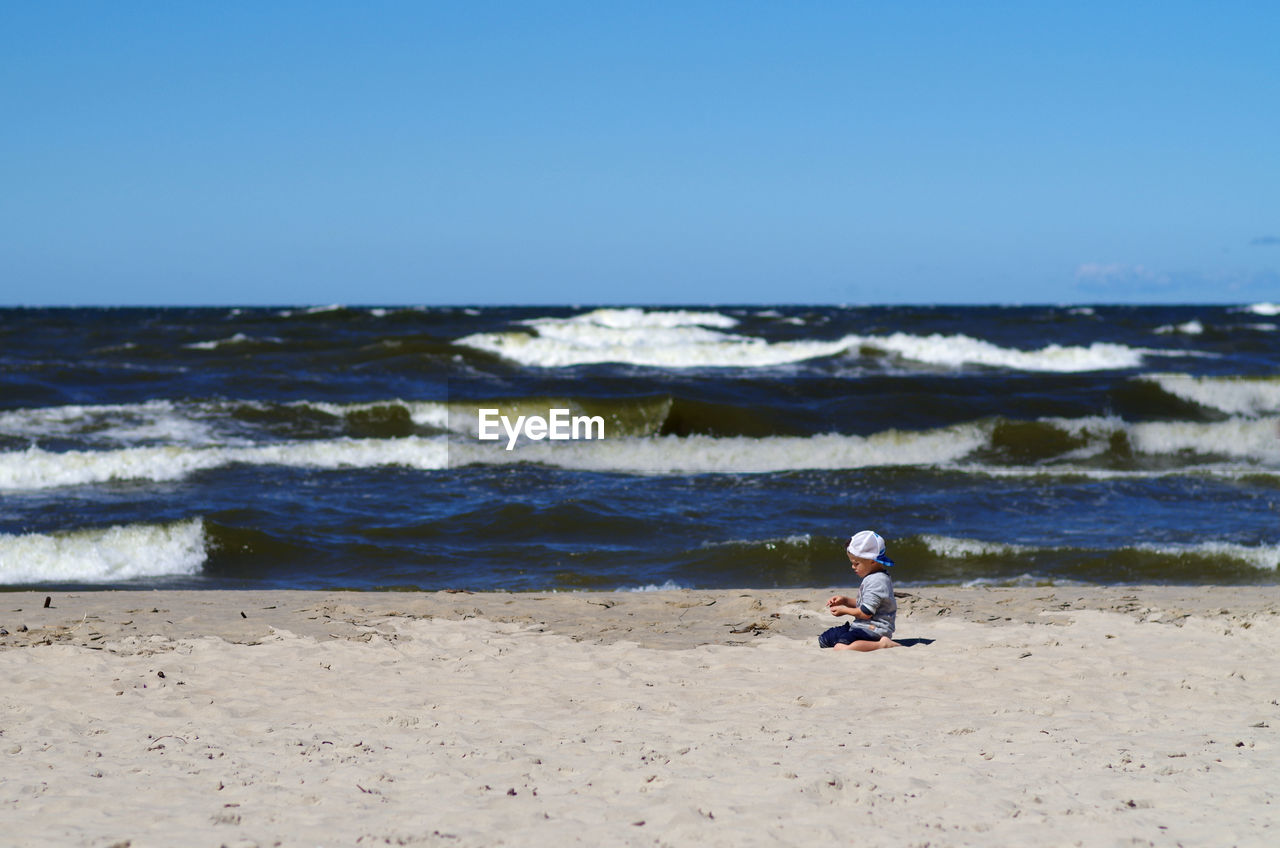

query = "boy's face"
[{"left": 847, "top": 551, "right": 881, "bottom": 578}]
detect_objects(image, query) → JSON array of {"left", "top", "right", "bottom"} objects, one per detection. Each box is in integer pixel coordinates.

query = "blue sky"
[{"left": 2, "top": 2, "right": 1277, "bottom": 306}]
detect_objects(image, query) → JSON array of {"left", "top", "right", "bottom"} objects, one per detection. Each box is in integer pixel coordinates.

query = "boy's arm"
[
  {"left": 826, "top": 595, "right": 872, "bottom": 619},
  {"left": 830, "top": 604, "right": 872, "bottom": 619}
]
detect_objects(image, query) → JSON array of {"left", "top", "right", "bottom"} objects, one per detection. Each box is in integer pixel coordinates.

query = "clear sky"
[{"left": 2, "top": 1, "right": 1278, "bottom": 306}]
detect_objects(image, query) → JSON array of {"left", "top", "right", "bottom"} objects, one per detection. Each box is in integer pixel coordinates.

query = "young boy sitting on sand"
[{"left": 819, "top": 530, "right": 900, "bottom": 651}]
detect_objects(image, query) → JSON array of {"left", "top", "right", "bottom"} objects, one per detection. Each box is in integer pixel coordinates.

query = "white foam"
[
  {"left": 948, "top": 462, "right": 1278, "bottom": 482},
  {"left": 530, "top": 308, "right": 739, "bottom": 330},
  {"left": 920, "top": 535, "right": 1033, "bottom": 558},
  {"left": 450, "top": 424, "right": 990, "bottom": 475},
  {"left": 277, "top": 304, "right": 346, "bottom": 317},
  {"left": 854, "top": 332, "right": 1147, "bottom": 372},
  {"left": 5, "top": 406, "right": 1272, "bottom": 490},
  {"left": 298, "top": 400, "right": 452, "bottom": 431},
  {"left": 0, "top": 437, "right": 449, "bottom": 491},
  {"left": 998, "top": 413, "right": 1280, "bottom": 464},
  {"left": 0, "top": 518, "right": 207, "bottom": 584},
  {"left": 455, "top": 309, "right": 1156, "bottom": 372},
  {"left": 930, "top": 535, "right": 1280, "bottom": 573},
  {"left": 456, "top": 308, "right": 846, "bottom": 369},
  {"left": 1132, "top": 541, "right": 1280, "bottom": 571},
  {"left": 0, "top": 400, "right": 220, "bottom": 446},
  {"left": 1154, "top": 320, "right": 1204, "bottom": 335},
  {"left": 0, "top": 399, "right": 454, "bottom": 448},
  {"left": 408, "top": 403, "right": 451, "bottom": 430},
  {"left": 947, "top": 414, "right": 1280, "bottom": 477},
  {"left": 702, "top": 533, "right": 814, "bottom": 551},
  {"left": 960, "top": 573, "right": 1073, "bottom": 588},
  {"left": 1128, "top": 417, "right": 1280, "bottom": 461},
  {"left": 1241, "top": 303, "right": 1280, "bottom": 316},
  {"left": 183, "top": 333, "right": 280, "bottom": 350},
  {"left": 1139, "top": 374, "right": 1280, "bottom": 417},
  {"left": 622, "top": 579, "right": 688, "bottom": 592}
]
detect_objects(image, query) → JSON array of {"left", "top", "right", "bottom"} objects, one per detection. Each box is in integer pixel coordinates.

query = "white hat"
[{"left": 847, "top": 530, "right": 895, "bottom": 567}]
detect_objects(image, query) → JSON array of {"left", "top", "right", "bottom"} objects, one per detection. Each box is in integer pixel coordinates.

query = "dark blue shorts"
[{"left": 818, "top": 622, "right": 882, "bottom": 648}]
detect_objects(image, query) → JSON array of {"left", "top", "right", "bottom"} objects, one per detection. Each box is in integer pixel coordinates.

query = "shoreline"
[
  {"left": 3, "top": 586, "right": 1278, "bottom": 846},
  {"left": 4, "top": 584, "right": 1279, "bottom": 650}
]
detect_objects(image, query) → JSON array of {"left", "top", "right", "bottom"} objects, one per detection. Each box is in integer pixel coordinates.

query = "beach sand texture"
[{"left": 2, "top": 587, "right": 1278, "bottom": 847}]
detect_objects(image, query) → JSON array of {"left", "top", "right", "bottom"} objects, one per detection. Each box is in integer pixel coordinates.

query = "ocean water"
[{"left": 1, "top": 304, "right": 1278, "bottom": 591}]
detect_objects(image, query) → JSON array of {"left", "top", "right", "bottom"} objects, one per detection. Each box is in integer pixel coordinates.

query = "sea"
[{"left": 1, "top": 304, "right": 1278, "bottom": 592}]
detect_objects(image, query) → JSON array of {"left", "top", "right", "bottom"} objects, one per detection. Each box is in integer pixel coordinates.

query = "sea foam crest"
[
  {"left": 621, "top": 579, "right": 689, "bottom": 592},
  {"left": 0, "top": 400, "right": 220, "bottom": 446},
  {"left": 0, "top": 399, "right": 454, "bottom": 447},
  {"left": 533, "top": 308, "right": 739, "bottom": 330},
  {"left": 0, "top": 518, "right": 207, "bottom": 584},
  {"left": 277, "top": 304, "right": 346, "bottom": 317},
  {"left": 920, "top": 535, "right": 1033, "bottom": 558},
  {"left": 851, "top": 332, "right": 1147, "bottom": 372},
  {"left": 1004, "top": 414, "right": 1280, "bottom": 464},
  {"left": 455, "top": 308, "right": 1154, "bottom": 372},
  {"left": 0, "top": 437, "right": 449, "bottom": 491},
  {"left": 960, "top": 573, "right": 1076, "bottom": 588},
  {"left": 1139, "top": 374, "right": 1280, "bottom": 417},
  {"left": 1132, "top": 541, "right": 1280, "bottom": 571},
  {"left": 302, "top": 400, "right": 451, "bottom": 430},
  {"left": 456, "top": 308, "right": 848, "bottom": 368},
  {"left": 451, "top": 424, "right": 990, "bottom": 474},
  {"left": 183, "top": 333, "right": 281, "bottom": 350},
  {"left": 1128, "top": 417, "right": 1280, "bottom": 461},
  {"left": 456, "top": 413, "right": 1280, "bottom": 476},
  {"left": 1154, "top": 321, "right": 1204, "bottom": 335},
  {"left": 924, "top": 534, "right": 1279, "bottom": 571}
]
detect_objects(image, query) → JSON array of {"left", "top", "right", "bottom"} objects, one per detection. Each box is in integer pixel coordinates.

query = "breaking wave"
[
  {"left": 451, "top": 426, "right": 989, "bottom": 474},
  {"left": 919, "top": 534, "right": 1280, "bottom": 573},
  {"left": 453, "top": 413, "right": 1280, "bottom": 475},
  {"left": 183, "top": 333, "right": 283, "bottom": 350},
  {"left": 0, "top": 518, "right": 207, "bottom": 584},
  {"left": 0, "top": 399, "right": 452, "bottom": 448},
  {"left": 1137, "top": 374, "right": 1280, "bottom": 417},
  {"left": 453, "top": 308, "right": 1161, "bottom": 372},
  {"left": 0, "top": 438, "right": 449, "bottom": 490},
  {"left": 3, "top": 410, "right": 1278, "bottom": 490},
  {"left": 454, "top": 308, "right": 851, "bottom": 369}
]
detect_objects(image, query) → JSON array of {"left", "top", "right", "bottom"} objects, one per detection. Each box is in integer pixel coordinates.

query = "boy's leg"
[
  {"left": 817, "top": 622, "right": 853, "bottom": 648},
  {"left": 832, "top": 636, "right": 900, "bottom": 652}
]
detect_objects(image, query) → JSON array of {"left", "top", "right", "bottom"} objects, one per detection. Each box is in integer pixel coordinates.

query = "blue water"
[{"left": 1, "top": 304, "right": 1278, "bottom": 590}]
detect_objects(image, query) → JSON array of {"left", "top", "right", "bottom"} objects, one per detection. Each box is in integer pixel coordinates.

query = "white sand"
[{"left": 1, "top": 587, "right": 1278, "bottom": 847}]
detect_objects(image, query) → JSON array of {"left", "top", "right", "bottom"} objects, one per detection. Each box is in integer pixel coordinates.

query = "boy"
[{"left": 819, "top": 530, "right": 900, "bottom": 651}]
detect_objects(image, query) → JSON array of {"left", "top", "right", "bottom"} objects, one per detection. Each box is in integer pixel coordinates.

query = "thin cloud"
[
  {"left": 1074, "top": 263, "right": 1172, "bottom": 293},
  {"left": 1072, "top": 263, "right": 1279, "bottom": 299}
]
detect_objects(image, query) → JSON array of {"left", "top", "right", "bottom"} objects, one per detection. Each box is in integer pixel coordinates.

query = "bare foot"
[{"left": 832, "top": 637, "right": 900, "bottom": 652}]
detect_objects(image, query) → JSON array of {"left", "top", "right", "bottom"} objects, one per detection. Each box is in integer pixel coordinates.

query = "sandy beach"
[{"left": 2, "top": 585, "right": 1277, "bottom": 847}]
